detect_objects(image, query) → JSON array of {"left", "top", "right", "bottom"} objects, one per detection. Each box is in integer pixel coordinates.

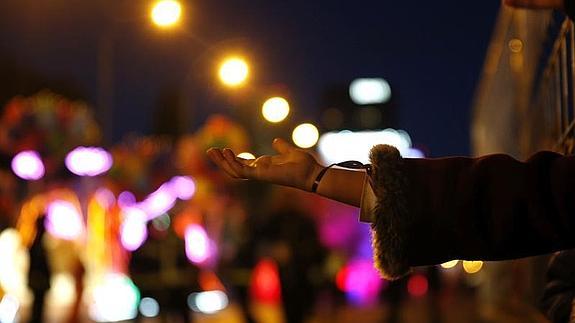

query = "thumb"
[{"left": 272, "top": 138, "right": 295, "bottom": 154}]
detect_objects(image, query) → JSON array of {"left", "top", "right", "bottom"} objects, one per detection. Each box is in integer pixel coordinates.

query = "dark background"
[{"left": 0, "top": 0, "right": 501, "bottom": 156}]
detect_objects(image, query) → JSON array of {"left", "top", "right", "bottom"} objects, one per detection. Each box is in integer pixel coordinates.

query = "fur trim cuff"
[{"left": 369, "top": 144, "right": 411, "bottom": 280}]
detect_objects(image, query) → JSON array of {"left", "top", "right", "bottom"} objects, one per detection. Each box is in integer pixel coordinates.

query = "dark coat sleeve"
[
  {"left": 540, "top": 250, "right": 575, "bottom": 323},
  {"left": 368, "top": 145, "right": 575, "bottom": 280}
]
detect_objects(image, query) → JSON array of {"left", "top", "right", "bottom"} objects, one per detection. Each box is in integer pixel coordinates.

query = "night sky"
[{"left": 0, "top": 0, "right": 500, "bottom": 157}]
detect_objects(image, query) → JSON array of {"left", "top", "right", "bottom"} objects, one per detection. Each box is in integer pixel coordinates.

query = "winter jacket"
[{"left": 363, "top": 145, "right": 575, "bottom": 280}]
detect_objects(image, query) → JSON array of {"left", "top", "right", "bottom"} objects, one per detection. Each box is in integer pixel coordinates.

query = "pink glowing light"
[
  {"left": 336, "top": 259, "right": 385, "bottom": 305},
  {"left": 11, "top": 150, "right": 45, "bottom": 181},
  {"left": 120, "top": 207, "right": 148, "bottom": 251},
  {"left": 185, "top": 224, "right": 210, "bottom": 264},
  {"left": 138, "top": 184, "right": 176, "bottom": 220},
  {"left": 45, "top": 200, "right": 84, "bottom": 240},
  {"left": 65, "top": 146, "right": 113, "bottom": 176},
  {"left": 168, "top": 176, "right": 196, "bottom": 200},
  {"left": 94, "top": 188, "right": 116, "bottom": 209}
]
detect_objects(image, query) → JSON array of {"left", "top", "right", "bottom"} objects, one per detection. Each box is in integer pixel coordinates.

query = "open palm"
[{"left": 207, "top": 138, "right": 322, "bottom": 192}]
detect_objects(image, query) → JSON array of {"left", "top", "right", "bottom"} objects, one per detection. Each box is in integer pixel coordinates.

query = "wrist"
[{"left": 305, "top": 162, "right": 325, "bottom": 192}]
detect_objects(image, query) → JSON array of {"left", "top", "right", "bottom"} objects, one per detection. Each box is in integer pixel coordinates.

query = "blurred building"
[{"left": 472, "top": 5, "right": 574, "bottom": 322}]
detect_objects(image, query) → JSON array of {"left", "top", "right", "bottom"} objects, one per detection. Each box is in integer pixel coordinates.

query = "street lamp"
[
  {"left": 218, "top": 57, "right": 249, "bottom": 87},
  {"left": 262, "top": 97, "right": 290, "bottom": 123},
  {"left": 292, "top": 123, "right": 319, "bottom": 148},
  {"left": 151, "top": 0, "right": 183, "bottom": 28}
]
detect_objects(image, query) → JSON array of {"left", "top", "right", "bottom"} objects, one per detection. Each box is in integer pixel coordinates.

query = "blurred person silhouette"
[{"left": 27, "top": 215, "right": 51, "bottom": 323}]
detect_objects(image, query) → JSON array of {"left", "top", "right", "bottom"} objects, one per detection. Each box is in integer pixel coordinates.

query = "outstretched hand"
[
  {"left": 504, "top": 0, "right": 564, "bottom": 10},
  {"left": 206, "top": 138, "right": 323, "bottom": 192}
]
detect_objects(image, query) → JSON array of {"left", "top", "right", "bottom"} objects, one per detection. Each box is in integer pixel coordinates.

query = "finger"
[
  {"left": 272, "top": 138, "right": 295, "bottom": 154},
  {"left": 223, "top": 148, "right": 256, "bottom": 179},
  {"left": 207, "top": 148, "right": 241, "bottom": 178}
]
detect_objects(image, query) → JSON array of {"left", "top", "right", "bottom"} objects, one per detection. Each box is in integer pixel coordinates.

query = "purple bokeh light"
[
  {"left": 337, "top": 259, "right": 386, "bottom": 305},
  {"left": 65, "top": 146, "right": 113, "bottom": 176},
  {"left": 11, "top": 150, "right": 45, "bottom": 181},
  {"left": 118, "top": 191, "right": 136, "bottom": 208},
  {"left": 168, "top": 176, "right": 196, "bottom": 200},
  {"left": 137, "top": 184, "right": 177, "bottom": 220}
]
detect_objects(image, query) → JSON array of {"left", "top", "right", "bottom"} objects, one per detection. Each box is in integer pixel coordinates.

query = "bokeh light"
[
  {"left": 349, "top": 78, "right": 391, "bottom": 105},
  {"left": 89, "top": 273, "right": 140, "bottom": 322},
  {"left": 292, "top": 123, "right": 319, "bottom": 148},
  {"left": 335, "top": 259, "right": 385, "bottom": 305},
  {"left": 237, "top": 152, "right": 255, "bottom": 160},
  {"left": 462, "top": 261, "right": 484, "bottom": 274},
  {"left": 407, "top": 274, "right": 429, "bottom": 297},
  {"left": 262, "top": 97, "right": 290, "bottom": 123},
  {"left": 250, "top": 258, "right": 281, "bottom": 304},
  {"left": 168, "top": 176, "right": 196, "bottom": 200},
  {"left": 0, "top": 229, "right": 27, "bottom": 299},
  {"left": 184, "top": 224, "right": 210, "bottom": 264},
  {"left": 0, "top": 294, "right": 19, "bottom": 323},
  {"left": 11, "top": 150, "right": 45, "bottom": 181},
  {"left": 440, "top": 260, "right": 459, "bottom": 269},
  {"left": 187, "top": 291, "right": 229, "bottom": 314},
  {"left": 45, "top": 200, "right": 84, "bottom": 240},
  {"left": 120, "top": 207, "right": 148, "bottom": 252},
  {"left": 117, "top": 191, "right": 136, "bottom": 208},
  {"left": 218, "top": 57, "right": 249, "bottom": 87},
  {"left": 318, "top": 129, "right": 413, "bottom": 164},
  {"left": 65, "top": 146, "right": 113, "bottom": 176},
  {"left": 151, "top": 0, "right": 182, "bottom": 28},
  {"left": 139, "top": 297, "right": 160, "bottom": 318},
  {"left": 138, "top": 184, "right": 177, "bottom": 220},
  {"left": 50, "top": 273, "right": 77, "bottom": 306}
]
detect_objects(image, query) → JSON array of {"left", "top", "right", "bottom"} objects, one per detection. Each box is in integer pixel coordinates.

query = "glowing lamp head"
[
  {"left": 219, "top": 57, "right": 249, "bottom": 87},
  {"left": 151, "top": 0, "right": 182, "bottom": 28},
  {"left": 11, "top": 150, "right": 45, "bottom": 181},
  {"left": 262, "top": 97, "right": 290, "bottom": 123},
  {"left": 65, "top": 146, "right": 113, "bottom": 176},
  {"left": 292, "top": 123, "right": 319, "bottom": 148}
]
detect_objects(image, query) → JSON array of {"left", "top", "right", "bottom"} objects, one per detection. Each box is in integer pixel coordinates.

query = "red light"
[
  {"left": 407, "top": 274, "right": 428, "bottom": 297},
  {"left": 250, "top": 258, "right": 282, "bottom": 304}
]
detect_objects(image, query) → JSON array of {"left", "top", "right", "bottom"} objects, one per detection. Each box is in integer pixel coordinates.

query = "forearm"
[{"left": 314, "top": 167, "right": 365, "bottom": 207}]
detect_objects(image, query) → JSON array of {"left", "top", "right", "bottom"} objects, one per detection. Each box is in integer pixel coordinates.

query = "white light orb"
[
  {"left": 349, "top": 78, "right": 391, "bottom": 105},
  {"left": 151, "top": 0, "right": 182, "bottom": 28},
  {"left": 219, "top": 57, "right": 249, "bottom": 87},
  {"left": 262, "top": 97, "right": 290, "bottom": 123},
  {"left": 292, "top": 123, "right": 319, "bottom": 149}
]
